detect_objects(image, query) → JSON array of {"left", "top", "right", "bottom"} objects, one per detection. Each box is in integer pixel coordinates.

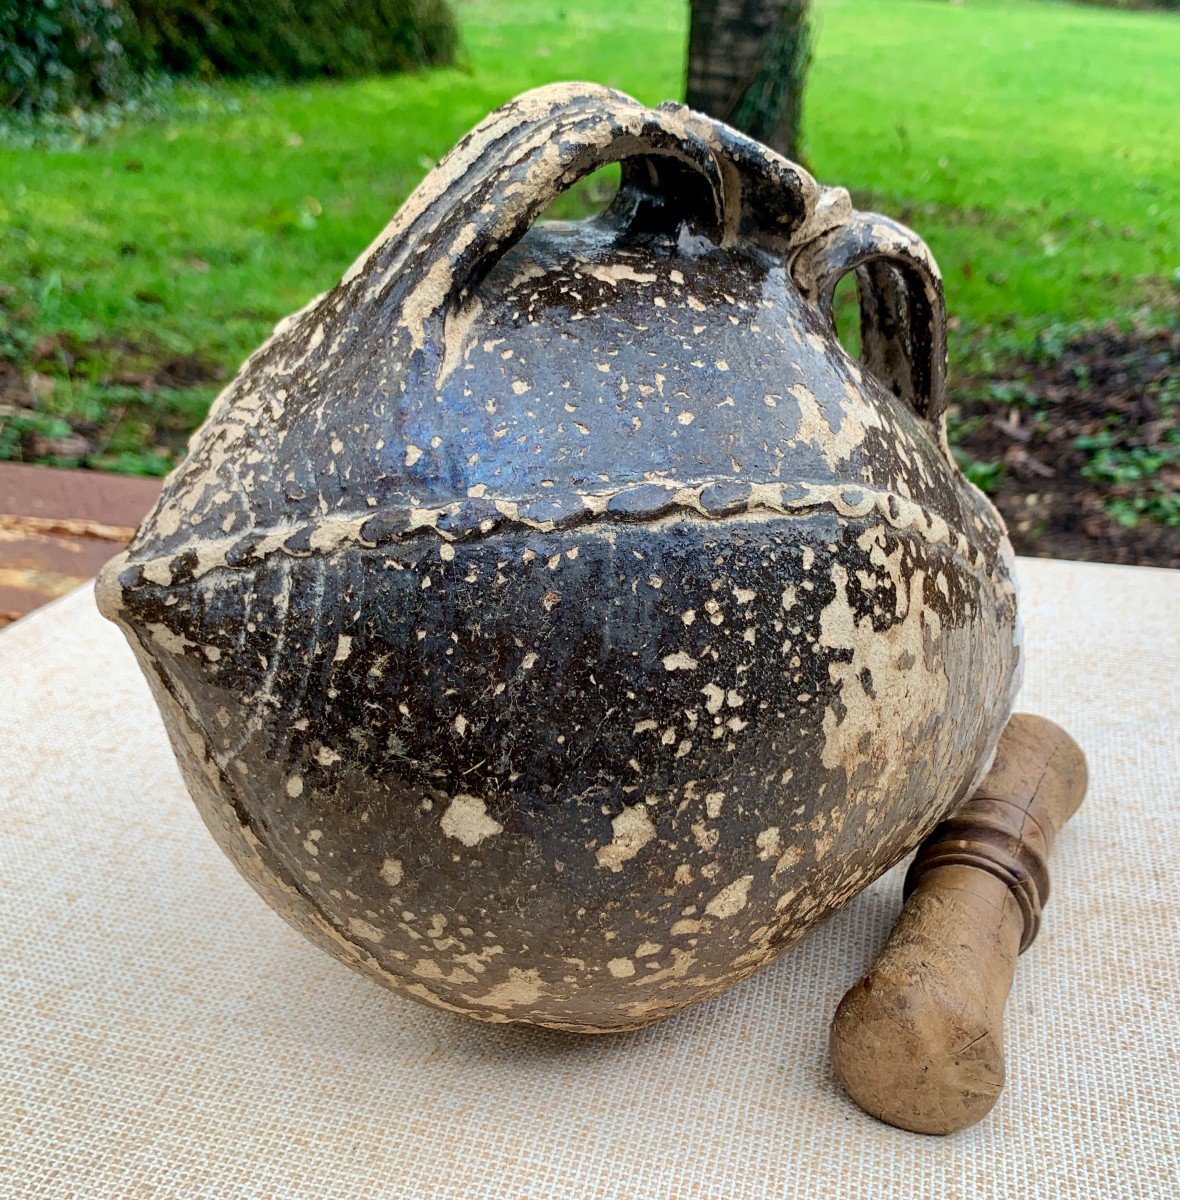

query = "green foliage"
[
  {"left": 1074, "top": 0, "right": 1177, "bottom": 11},
  {"left": 1076, "top": 429, "right": 1169, "bottom": 485},
  {"left": 92, "top": 446, "right": 173, "bottom": 474},
  {"left": 131, "top": 0, "right": 458, "bottom": 82},
  {"left": 0, "top": 0, "right": 142, "bottom": 114},
  {"left": 0, "top": 73, "right": 245, "bottom": 148},
  {"left": 2, "top": 0, "right": 457, "bottom": 116},
  {"left": 980, "top": 379, "right": 1042, "bottom": 410},
  {"left": 0, "top": 410, "right": 70, "bottom": 460},
  {"left": 952, "top": 448, "right": 1006, "bottom": 496},
  {"left": 1076, "top": 423, "right": 1178, "bottom": 525},
  {"left": 1105, "top": 487, "right": 1179, "bottom": 527}
]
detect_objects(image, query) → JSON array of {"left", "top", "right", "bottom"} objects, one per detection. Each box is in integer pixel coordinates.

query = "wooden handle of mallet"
[{"left": 830, "top": 713, "right": 1087, "bottom": 1134}]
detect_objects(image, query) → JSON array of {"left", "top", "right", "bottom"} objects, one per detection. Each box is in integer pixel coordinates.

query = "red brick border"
[{"left": 0, "top": 464, "right": 161, "bottom": 627}]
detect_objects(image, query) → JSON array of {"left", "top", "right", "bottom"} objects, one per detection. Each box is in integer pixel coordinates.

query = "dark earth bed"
[{"left": 948, "top": 322, "right": 1178, "bottom": 570}]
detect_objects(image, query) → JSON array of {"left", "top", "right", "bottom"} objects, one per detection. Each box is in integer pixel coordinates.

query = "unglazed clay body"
[{"left": 98, "top": 84, "right": 1021, "bottom": 1032}]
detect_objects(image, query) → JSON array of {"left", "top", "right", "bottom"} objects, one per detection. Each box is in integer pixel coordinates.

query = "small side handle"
[
  {"left": 348, "top": 83, "right": 728, "bottom": 361},
  {"left": 791, "top": 208, "right": 949, "bottom": 426}
]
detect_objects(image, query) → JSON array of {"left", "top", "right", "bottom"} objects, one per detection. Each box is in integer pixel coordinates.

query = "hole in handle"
[
  {"left": 831, "top": 273, "right": 862, "bottom": 361},
  {"left": 539, "top": 163, "right": 622, "bottom": 223}
]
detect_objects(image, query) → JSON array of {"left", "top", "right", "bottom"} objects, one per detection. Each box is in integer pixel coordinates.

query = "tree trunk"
[{"left": 685, "top": 0, "right": 811, "bottom": 163}]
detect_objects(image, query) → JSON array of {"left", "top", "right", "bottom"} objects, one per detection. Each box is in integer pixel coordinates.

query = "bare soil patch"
[{"left": 949, "top": 323, "right": 1178, "bottom": 569}]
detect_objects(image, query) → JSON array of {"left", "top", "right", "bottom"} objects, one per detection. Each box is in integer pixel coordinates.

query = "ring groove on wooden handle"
[{"left": 904, "top": 799, "right": 1051, "bottom": 951}]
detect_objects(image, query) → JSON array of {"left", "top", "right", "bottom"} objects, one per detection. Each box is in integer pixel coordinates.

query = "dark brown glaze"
[{"left": 98, "top": 83, "right": 1021, "bottom": 1031}]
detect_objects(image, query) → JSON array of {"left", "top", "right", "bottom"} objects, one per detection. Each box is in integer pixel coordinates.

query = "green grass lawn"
[{"left": 1, "top": 0, "right": 1177, "bottom": 473}]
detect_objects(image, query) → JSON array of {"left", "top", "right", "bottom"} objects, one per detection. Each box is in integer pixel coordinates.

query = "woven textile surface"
[{"left": 1, "top": 557, "right": 1176, "bottom": 1199}]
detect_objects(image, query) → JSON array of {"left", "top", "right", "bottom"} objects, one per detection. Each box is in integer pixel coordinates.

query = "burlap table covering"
[{"left": 1, "top": 557, "right": 1176, "bottom": 1198}]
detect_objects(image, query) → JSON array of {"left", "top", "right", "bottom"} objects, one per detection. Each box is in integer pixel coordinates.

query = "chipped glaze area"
[{"left": 97, "top": 83, "right": 1020, "bottom": 1032}]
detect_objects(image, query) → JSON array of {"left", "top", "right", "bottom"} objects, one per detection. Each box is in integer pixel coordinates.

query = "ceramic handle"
[
  {"left": 791, "top": 211, "right": 949, "bottom": 425},
  {"left": 373, "top": 83, "right": 726, "bottom": 348}
]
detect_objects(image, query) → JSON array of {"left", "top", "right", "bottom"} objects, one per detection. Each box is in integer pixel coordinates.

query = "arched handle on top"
[
  {"left": 791, "top": 209, "right": 949, "bottom": 426},
  {"left": 351, "top": 84, "right": 730, "bottom": 355},
  {"left": 441, "top": 85, "right": 729, "bottom": 301}
]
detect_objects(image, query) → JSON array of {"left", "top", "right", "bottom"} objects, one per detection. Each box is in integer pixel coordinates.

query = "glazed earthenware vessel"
[{"left": 98, "top": 83, "right": 1020, "bottom": 1032}]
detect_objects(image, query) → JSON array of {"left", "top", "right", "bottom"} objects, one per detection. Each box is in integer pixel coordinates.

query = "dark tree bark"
[{"left": 685, "top": 0, "right": 811, "bottom": 163}]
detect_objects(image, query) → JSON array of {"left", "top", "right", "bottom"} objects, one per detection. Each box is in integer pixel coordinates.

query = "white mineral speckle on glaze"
[
  {"left": 661, "top": 650, "right": 698, "bottom": 671},
  {"left": 595, "top": 803, "right": 656, "bottom": 872},
  {"left": 817, "top": 560, "right": 949, "bottom": 809},
  {"left": 469, "top": 967, "right": 548, "bottom": 1010},
  {"left": 582, "top": 263, "right": 658, "bottom": 287},
  {"left": 348, "top": 917, "right": 385, "bottom": 943},
  {"left": 705, "top": 875, "right": 754, "bottom": 919},
  {"left": 775, "top": 845, "right": 803, "bottom": 873},
  {"left": 145, "top": 623, "right": 194, "bottom": 654},
  {"left": 440, "top": 794, "right": 502, "bottom": 846},
  {"left": 140, "top": 560, "right": 173, "bottom": 586},
  {"left": 692, "top": 822, "right": 718, "bottom": 851}
]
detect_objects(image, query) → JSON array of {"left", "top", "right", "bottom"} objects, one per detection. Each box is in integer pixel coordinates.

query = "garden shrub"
[
  {"left": 2, "top": 0, "right": 457, "bottom": 115},
  {"left": 1, "top": 0, "right": 142, "bottom": 114},
  {"left": 1075, "top": 0, "right": 1177, "bottom": 9},
  {"left": 131, "top": 0, "right": 458, "bottom": 82}
]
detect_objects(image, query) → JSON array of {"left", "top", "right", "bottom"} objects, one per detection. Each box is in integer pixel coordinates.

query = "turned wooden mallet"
[{"left": 830, "top": 713, "right": 1087, "bottom": 1135}]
